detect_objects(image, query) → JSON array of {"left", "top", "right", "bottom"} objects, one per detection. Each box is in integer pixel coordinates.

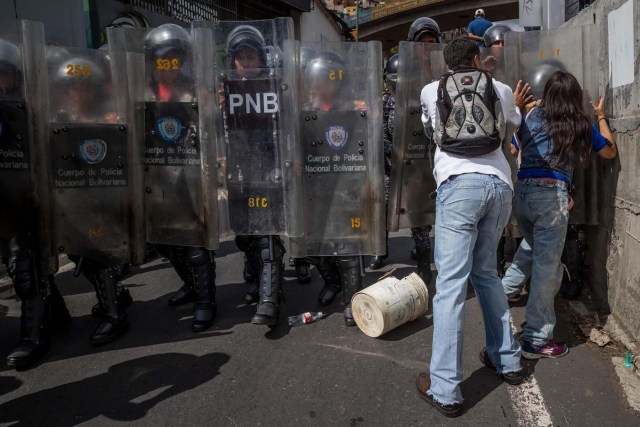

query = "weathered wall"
[
  {"left": 291, "top": 0, "right": 343, "bottom": 42},
  {"left": 563, "top": 0, "right": 640, "bottom": 349}
]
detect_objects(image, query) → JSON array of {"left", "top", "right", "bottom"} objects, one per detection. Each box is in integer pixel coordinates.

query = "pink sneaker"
[{"left": 521, "top": 340, "right": 569, "bottom": 359}]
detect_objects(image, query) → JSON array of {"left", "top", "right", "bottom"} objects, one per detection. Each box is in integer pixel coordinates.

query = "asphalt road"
[{"left": 0, "top": 231, "right": 638, "bottom": 426}]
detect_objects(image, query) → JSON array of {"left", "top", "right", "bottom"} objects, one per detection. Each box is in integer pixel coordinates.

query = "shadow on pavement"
[{"left": 0, "top": 352, "right": 230, "bottom": 426}]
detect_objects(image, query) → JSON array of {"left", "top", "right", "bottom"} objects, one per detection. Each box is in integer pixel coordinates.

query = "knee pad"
[
  {"left": 187, "top": 247, "right": 215, "bottom": 268},
  {"left": 8, "top": 256, "right": 37, "bottom": 298},
  {"left": 257, "top": 236, "right": 285, "bottom": 263}
]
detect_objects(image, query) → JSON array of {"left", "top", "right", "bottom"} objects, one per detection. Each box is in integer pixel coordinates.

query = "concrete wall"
[
  {"left": 291, "top": 0, "right": 343, "bottom": 41},
  {"left": 563, "top": 0, "right": 640, "bottom": 350},
  {"left": 1, "top": 0, "right": 86, "bottom": 46}
]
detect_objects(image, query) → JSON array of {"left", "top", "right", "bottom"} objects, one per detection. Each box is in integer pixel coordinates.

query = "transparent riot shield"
[
  {"left": 387, "top": 42, "right": 446, "bottom": 232},
  {"left": 192, "top": 18, "right": 302, "bottom": 238},
  {"left": 289, "top": 41, "right": 385, "bottom": 257},
  {"left": 48, "top": 47, "right": 144, "bottom": 265},
  {"left": 505, "top": 25, "right": 599, "bottom": 225},
  {"left": 108, "top": 25, "right": 220, "bottom": 249},
  {"left": 0, "top": 20, "right": 56, "bottom": 273}
]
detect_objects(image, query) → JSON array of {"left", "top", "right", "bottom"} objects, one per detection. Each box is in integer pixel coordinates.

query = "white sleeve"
[{"left": 494, "top": 80, "right": 521, "bottom": 128}]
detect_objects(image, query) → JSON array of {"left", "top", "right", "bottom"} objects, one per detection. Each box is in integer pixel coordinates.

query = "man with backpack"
[{"left": 414, "top": 37, "right": 530, "bottom": 417}]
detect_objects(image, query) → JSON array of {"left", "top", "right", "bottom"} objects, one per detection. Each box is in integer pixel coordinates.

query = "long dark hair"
[{"left": 541, "top": 71, "right": 593, "bottom": 167}]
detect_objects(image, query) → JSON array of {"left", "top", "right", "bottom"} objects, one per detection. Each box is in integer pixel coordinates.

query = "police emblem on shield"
[
  {"left": 157, "top": 117, "right": 182, "bottom": 143},
  {"left": 78, "top": 139, "right": 107, "bottom": 165},
  {"left": 325, "top": 125, "right": 349, "bottom": 151}
]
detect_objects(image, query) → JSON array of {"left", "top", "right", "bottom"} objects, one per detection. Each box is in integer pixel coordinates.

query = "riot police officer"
[
  {"left": 404, "top": 17, "right": 444, "bottom": 282},
  {"left": 299, "top": 49, "right": 377, "bottom": 326},
  {"left": 222, "top": 24, "right": 289, "bottom": 326},
  {"left": 142, "top": 24, "right": 218, "bottom": 332},
  {"left": 483, "top": 24, "right": 512, "bottom": 48},
  {"left": 49, "top": 55, "right": 135, "bottom": 345},
  {"left": 1, "top": 29, "right": 71, "bottom": 368}
]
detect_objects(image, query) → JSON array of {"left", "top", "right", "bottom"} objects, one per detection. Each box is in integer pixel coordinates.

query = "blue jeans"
[
  {"left": 502, "top": 181, "right": 569, "bottom": 346},
  {"left": 429, "top": 174, "right": 521, "bottom": 404}
]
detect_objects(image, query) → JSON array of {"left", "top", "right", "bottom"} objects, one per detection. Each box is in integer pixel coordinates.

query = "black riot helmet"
[
  {"left": 305, "top": 50, "right": 345, "bottom": 89},
  {"left": 407, "top": 17, "right": 442, "bottom": 43},
  {"left": 226, "top": 24, "right": 267, "bottom": 68},
  {"left": 384, "top": 54, "right": 399, "bottom": 90},
  {"left": 483, "top": 24, "right": 512, "bottom": 47},
  {"left": 527, "top": 59, "right": 567, "bottom": 99},
  {"left": 0, "top": 39, "right": 22, "bottom": 96},
  {"left": 143, "top": 23, "right": 192, "bottom": 58}
]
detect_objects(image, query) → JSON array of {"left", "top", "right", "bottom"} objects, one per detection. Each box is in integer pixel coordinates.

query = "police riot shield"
[
  {"left": 387, "top": 42, "right": 446, "bottom": 232},
  {"left": 108, "top": 24, "right": 220, "bottom": 249},
  {"left": 505, "top": 26, "right": 599, "bottom": 224},
  {"left": 0, "top": 20, "right": 56, "bottom": 273},
  {"left": 47, "top": 47, "right": 144, "bottom": 265},
  {"left": 479, "top": 45, "right": 520, "bottom": 237},
  {"left": 290, "top": 41, "right": 385, "bottom": 257},
  {"left": 192, "top": 18, "right": 301, "bottom": 238}
]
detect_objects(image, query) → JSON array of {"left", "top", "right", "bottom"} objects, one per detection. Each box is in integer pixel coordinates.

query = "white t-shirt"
[{"left": 420, "top": 77, "right": 521, "bottom": 190}]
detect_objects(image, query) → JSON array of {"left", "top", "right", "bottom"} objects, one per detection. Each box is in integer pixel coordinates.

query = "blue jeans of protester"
[
  {"left": 428, "top": 173, "right": 521, "bottom": 405},
  {"left": 502, "top": 181, "right": 569, "bottom": 347}
]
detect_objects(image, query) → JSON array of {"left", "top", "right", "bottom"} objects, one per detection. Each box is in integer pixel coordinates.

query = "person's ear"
[{"left": 472, "top": 53, "right": 481, "bottom": 68}]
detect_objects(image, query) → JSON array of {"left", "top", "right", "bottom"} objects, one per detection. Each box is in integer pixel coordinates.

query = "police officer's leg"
[
  {"left": 336, "top": 256, "right": 363, "bottom": 327},
  {"left": 235, "top": 236, "right": 260, "bottom": 303},
  {"left": 560, "top": 225, "right": 586, "bottom": 299},
  {"left": 413, "top": 226, "right": 433, "bottom": 290},
  {"left": 87, "top": 261, "right": 130, "bottom": 345},
  {"left": 6, "top": 255, "right": 53, "bottom": 368},
  {"left": 294, "top": 258, "right": 311, "bottom": 284},
  {"left": 311, "top": 256, "right": 342, "bottom": 306},
  {"left": 188, "top": 247, "right": 217, "bottom": 332},
  {"left": 370, "top": 174, "right": 390, "bottom": 270},
  {"left": 251, "top": 235, "right": 285, "bottom": 326},
  {"left": 157, "top": 245, "right": 195, "bottom": 307}
]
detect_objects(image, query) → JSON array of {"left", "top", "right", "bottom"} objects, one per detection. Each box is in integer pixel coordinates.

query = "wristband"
[{"left": 598, "top": 117, "right": 608, "bottom": 124}]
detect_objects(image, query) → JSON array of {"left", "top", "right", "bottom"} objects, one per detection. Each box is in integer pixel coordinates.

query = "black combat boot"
[
  {"left": 252, "top": 236, "right": 285, "bottom": 326},
  {"left": 294, "top": 258, "right": 311, "bottom": 284},
  {"left": 316, "top": 257, "right": 342, "bottom": 306},
  {"left": 7, "top": 292, "right": 50, "bottom": 369},
  {"left": 90, "top": 267, "right": 130, "bottom": 346},
  {"left": 167, "top": 249, "right": 195, "bottom": 306},
  {"left": 6, "top": 257, "right": 53, "bottom": 369},
  {"left": 337, "top": 257, "right": 363, "bottom": 327},
  {"left": 190, "top": 248, "right": 217, "bottom": 332}
]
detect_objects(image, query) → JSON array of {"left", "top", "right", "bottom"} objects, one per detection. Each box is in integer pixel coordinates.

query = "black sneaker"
[
  {"left": 479, "top": 348, "right": 525, "bottom": 385},
  {"left": 415, "top": 372, "right": 462, "bottom": 418}
]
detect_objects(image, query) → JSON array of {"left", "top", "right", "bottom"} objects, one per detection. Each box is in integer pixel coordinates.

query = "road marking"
[{"left": 507, "top": 318, "right": 553, "bottom": 427}]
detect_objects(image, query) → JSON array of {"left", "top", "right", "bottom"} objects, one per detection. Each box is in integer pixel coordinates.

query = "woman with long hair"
[{"left": 502, "top": 71, "right": 617, "bottom": 359}]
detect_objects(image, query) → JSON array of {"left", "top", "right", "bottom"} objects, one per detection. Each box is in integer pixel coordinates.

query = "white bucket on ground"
[{"left": 351, "top": 272, "right": 429, "bottom": 338}]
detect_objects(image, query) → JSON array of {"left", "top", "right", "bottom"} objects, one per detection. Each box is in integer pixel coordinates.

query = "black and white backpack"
[{"left": 434, "top": 69, "right": 505, "bottom": 156}]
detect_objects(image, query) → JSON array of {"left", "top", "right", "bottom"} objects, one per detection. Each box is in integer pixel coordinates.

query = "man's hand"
[{"left": 513, "top": 80, "right": 533, "bottom": 111}]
